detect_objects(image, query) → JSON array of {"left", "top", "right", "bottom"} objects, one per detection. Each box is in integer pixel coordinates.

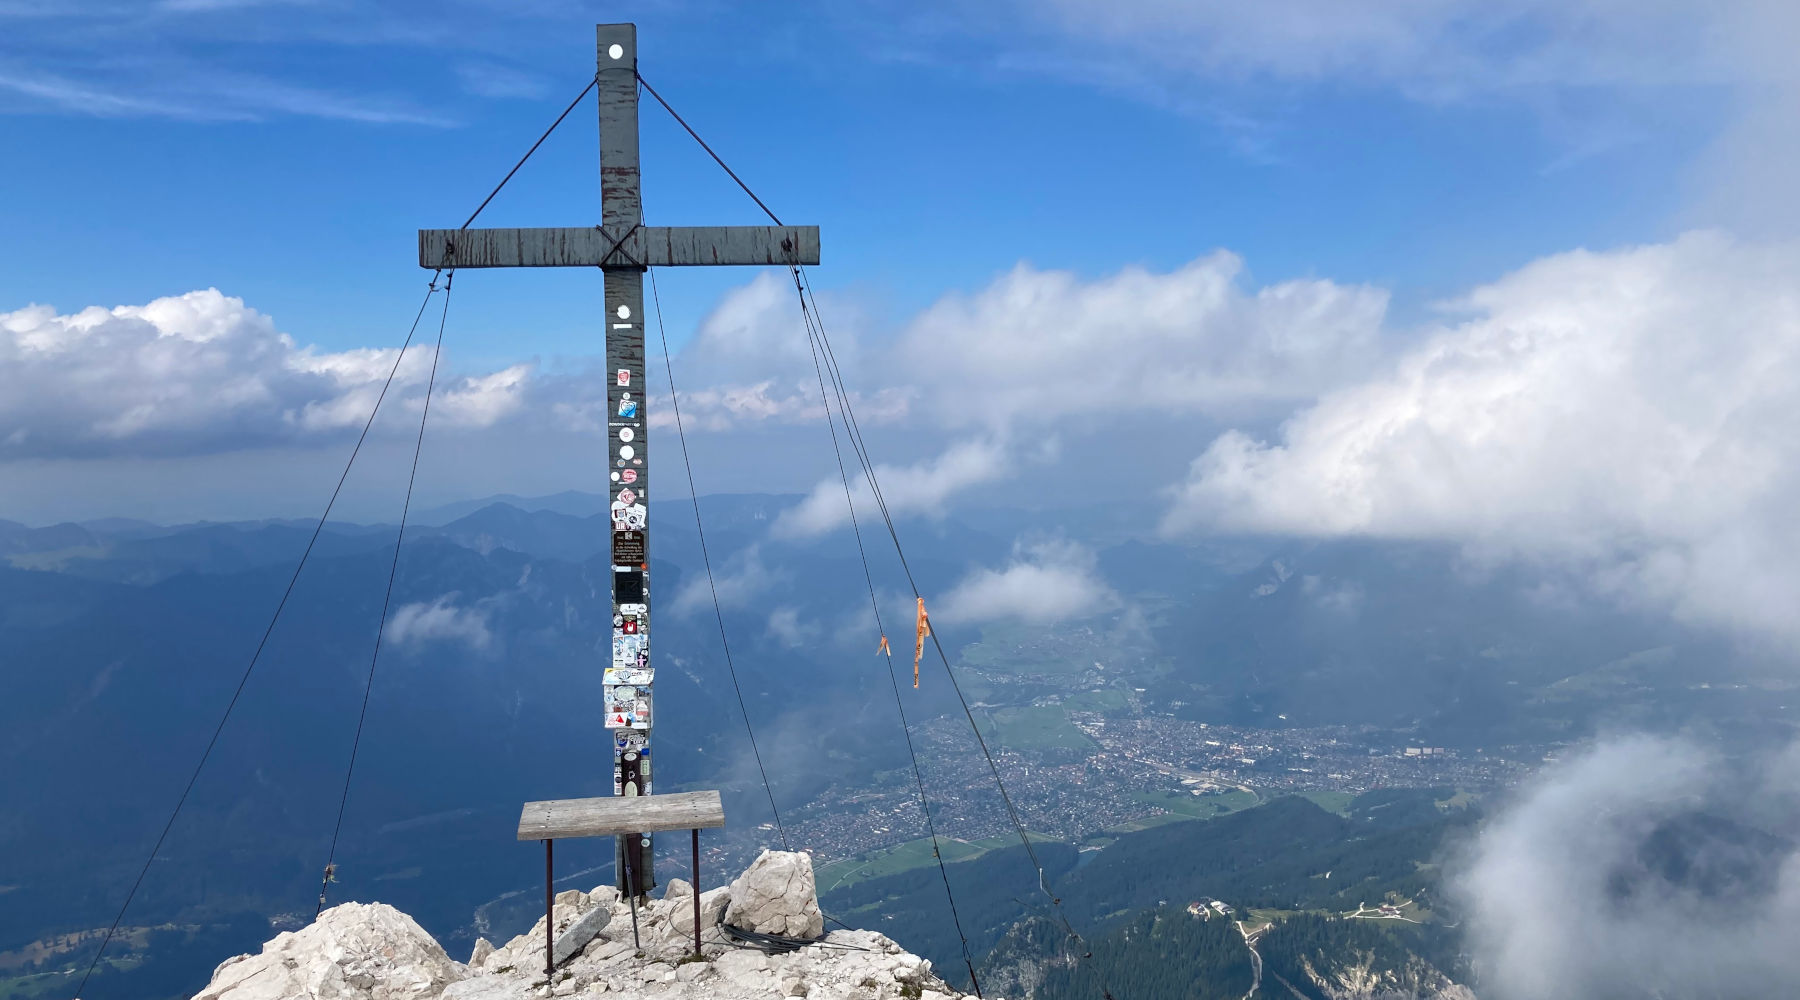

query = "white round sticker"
[
  {"left": 611, "top": 472, "right": 620, "bottom": 481},
  {"left": 619, "top": 427, "right": 635, "bottom": 442},
  {"left": 620, "top": 445, "right": 636, "bottom": 460}
]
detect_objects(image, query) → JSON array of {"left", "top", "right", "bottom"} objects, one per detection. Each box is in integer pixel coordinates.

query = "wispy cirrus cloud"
[
  {"left": 0, "top": 68, "right": 253, "bottom": 120},
  {"left": 0, "top": 0, "right": 515, "bottom": 125},
  {"left": 0, "top": 63, "right": 453, "bottom": 125}
]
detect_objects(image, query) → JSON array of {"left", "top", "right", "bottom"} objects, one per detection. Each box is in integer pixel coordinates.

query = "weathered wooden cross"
[{"left": 419, "top": 23, "right": 819, "bottom": 898}]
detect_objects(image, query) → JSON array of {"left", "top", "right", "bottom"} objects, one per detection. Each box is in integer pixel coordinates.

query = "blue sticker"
[{"left": 617, "top": 395, "right": 638, "bottom": 419}]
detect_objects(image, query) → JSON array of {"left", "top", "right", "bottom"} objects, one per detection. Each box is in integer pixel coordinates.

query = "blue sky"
[
  {"left": 2, "top": 0, "right": 1732, "bottom": 365},
  {"left": 6, "top": 0, "right": 1800, "bottom": 649}
]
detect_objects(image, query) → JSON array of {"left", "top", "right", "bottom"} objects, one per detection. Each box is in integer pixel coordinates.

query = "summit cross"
[{"left": 419, "top": 22, "right": 819, "bottom": 898}]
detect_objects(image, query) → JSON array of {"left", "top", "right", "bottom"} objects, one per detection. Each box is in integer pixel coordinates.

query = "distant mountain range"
[{"left": 3, "top": 490, "right": 1789, "bottom": 1000}]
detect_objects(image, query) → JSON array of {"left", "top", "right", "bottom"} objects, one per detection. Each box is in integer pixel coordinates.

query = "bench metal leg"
[
  {"left": 622, "top": 839, "right": 642, "bottom": 949},
  {"left": 543, "top": 839, "right": 554, "bottom": 982},
  {"left": 691, "top": 828, "right": 702, "bottom": 957}
]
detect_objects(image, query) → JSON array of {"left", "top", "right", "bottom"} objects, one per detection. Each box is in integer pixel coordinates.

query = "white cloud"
[
  {"left": 765, "top": 607, "right": 818, "bottom": 648},
  {"left": 436, "top": 365, "right": 531, "bottom": 428},
  {"left": 636, "top": 272, "right": 910, "bottom": 434},
  {"left": 738, "top": 255, "right": 1384, "bottom": 530},
  {"left": 897, "top": 253, "right": 1386, "bottom": 431},
  {"left": 0, "top": 64, "right": 451, "bottom": 125},
  {"left": 937, "top": 538, "right": 1118, "bottom": 624},
  {"left": 774, "top": 437, "right": 1010, "bottom": 538},
  {"left": 669, "top": 545, "right": 781, "bottom": 617},
  {"left": 655, "top": 254, "right": 1375, "bottom": 446},
  {"left": 1166, "top": 232, "right": 1800, "bottom": 644},
  {"left": 689, "top": 272, "right": 825, "bottom": 371},
  {"left": 0, "top": 289, "right": 530, "bottom": 457},
  {"left": 1452, "top": 734, "right": 1800, "bottom": 999},
  {"left": 384, "top": 593, "right": 492, "bottom": 650}
]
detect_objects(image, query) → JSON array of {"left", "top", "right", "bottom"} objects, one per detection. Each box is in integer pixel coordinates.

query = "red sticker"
[
  {"left": 617, "top": 369, "right": 631, "bottom": 386},
  {"left": 622, "top": 468, "right": 638, "bottom": 484},
  {"left": 617, "top": 488, "right": 637, "bottom": 506}
]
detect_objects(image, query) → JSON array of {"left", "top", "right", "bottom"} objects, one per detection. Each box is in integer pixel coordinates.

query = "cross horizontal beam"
[
  {"left": 517, "top": 790, "right": 726, "bottom": 840},
  {"left": 419, "top": 225, "right": 819, "bottom": 269}
]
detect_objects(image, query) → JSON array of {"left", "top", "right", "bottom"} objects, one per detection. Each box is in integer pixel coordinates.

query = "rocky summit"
[{"left": 180, "top": 851, "right": 983, "bottom": 1000}]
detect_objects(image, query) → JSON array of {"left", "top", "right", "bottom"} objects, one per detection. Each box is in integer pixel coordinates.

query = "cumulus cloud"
[
  {"left": 1453, "top": 734, "right": 1800, "bottom": 999},
  {"left": 1167, "top": 232, "right": 1800, "bottom": 644},
  {"left": 0, "top": 289, "right": 529, "bottom": 458},
  {"left": 621, "top": 272, "right": 910, "bottom": 434},
  {"left": 897, "top": 253, "right": 1385, "bottom": 431},
  {"left": 654, "top": 254, "right": 1381, "bottom": 446},
  {"left": 384, "top": 594, "right": 492, "bottom": 650},
  {"left": 774, "top": 437, "right": 1010, "bottom": 538},
  {"left": 765, "top": 607, "right": 819, "bottom": 648},
  {"left": 669, "top": 545, "right": 782, "bottom": 617},
  {"left": 5, "top": 252, "right": 1380, "bottom": 475},
  {"left": 757, "top": 254, "right": 1382, "bottom": 529},
  {"left": 937, "top": 538, "right": 1118, "bottom": 624},
  {"left": 435, "top": 365, "right": 531, "bottom": 428}
]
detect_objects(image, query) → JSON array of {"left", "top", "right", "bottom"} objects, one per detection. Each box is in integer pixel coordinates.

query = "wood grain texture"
[
  {"left": 418, "top": 225, "right": 821, "bottom": 268},
  {"left": 517, "top": 790, "right": 725, "bottom": 840}
]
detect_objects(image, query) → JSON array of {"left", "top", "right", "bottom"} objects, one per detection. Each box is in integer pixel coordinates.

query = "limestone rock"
[
  {"left": 191, "top": 901, "right": 464, "bottom": 1000},
  {"left": 553, "top": 906, "right": 613, "bottom": 968},
  {"left": 726, "top": 850, "right": 824, "bottom": 940},
  {"left": 187, "top": 858, "right": 986, "bottom": 1000},
  {"left": 547, "top": 906, "right": 604, "bottom": 971},
  {"left": 493, "top": 892, "right": 601, "bottom": 973},
  {"left": 439, "top": 978, "right": 519, "bottom": 1000},
  {"left": 698, "top": 887, "right": 730, "bottom": 929},
  {"left": 469, "top": 938, "right": 494, "bottom": 967}
]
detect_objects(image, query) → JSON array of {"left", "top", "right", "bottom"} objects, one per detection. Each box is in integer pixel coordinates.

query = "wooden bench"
[{"left": 517, "top": 790, "right": 726, "bottom": 979}]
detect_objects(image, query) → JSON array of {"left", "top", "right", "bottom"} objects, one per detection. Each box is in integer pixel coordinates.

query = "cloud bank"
[
  {"left": 0, "top": 289, "right": 528, "bottom": 458},
  {"left": 1169, "top": 232, "right": 1800, "bottom": 644},
  {"left": 772, "top": 253, "right": 1382, "bottom": 538},
  {"left": 18, "top": 232, "right": 1800, "bottom": 655},
  {"left": 897, "top": 252, "right": 1385, "bottom": 430},
  {"left": 1454, "top": 734, "right": 1800, "bottom": 999}
]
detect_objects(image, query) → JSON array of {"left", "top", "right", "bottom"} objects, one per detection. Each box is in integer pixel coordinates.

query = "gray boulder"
[{"left": 552, "top": 904, "right": 612, "bottom": 967}]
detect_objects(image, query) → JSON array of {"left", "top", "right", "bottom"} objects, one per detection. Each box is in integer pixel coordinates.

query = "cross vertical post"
[
  {"left": 419, "top": 21, "right": 818, "bottom": 908},
  {"left": 595, "top": 20, "right": 655, "bottom": 901}
]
